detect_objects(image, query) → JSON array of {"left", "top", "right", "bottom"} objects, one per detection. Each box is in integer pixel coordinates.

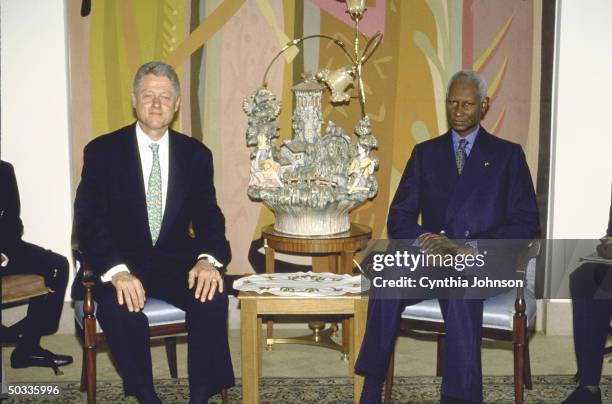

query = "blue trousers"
[{"left": 355, "top": 297, "right": 484, "bottom": 403}]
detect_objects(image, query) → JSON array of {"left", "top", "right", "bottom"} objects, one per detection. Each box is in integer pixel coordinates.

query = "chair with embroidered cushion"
[
  {"left": 383, "top": 240, "right": 541, "bottom": 404},
  {"left": 72, "top": 250, "right": 229, "bottom": 404}
]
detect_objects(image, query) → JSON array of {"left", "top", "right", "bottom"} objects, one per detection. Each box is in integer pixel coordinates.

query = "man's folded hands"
[{"left": 418, "top": 233, "right": 476, "bottom": 257}]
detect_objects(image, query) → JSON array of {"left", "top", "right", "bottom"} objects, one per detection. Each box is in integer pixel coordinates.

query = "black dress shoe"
[
  {"left": 10, "top": 347, "right": 73, "bottom": 375},
  {"left": 562, "top": 386, "right": 602, "bottom": 404}
]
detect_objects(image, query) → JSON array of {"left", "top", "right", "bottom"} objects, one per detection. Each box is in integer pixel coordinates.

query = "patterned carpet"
[{"left": 4, "top": 375, "right": 611, "bottom": 403}]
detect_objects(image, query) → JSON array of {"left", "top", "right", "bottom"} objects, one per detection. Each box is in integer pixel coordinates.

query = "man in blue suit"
[
  {"left": 74, "top": 61, "right": 233, "bottom": 404},
  {"left": 356, "top": 70, "right": 540, "bottom": 403}
]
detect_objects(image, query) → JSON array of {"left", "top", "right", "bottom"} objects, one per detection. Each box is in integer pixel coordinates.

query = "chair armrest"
[
  {"left": 514, "top": 240, "right": 541, "bottom": 311},
  {"left": 515, "top": 240, "right": 541, "bottom": 279},
  {"left": 72, "top": 248, "right": 95, "bottom": 284},
  {"left": 72, "top": 247, "right": 95, "bottom": 316}
]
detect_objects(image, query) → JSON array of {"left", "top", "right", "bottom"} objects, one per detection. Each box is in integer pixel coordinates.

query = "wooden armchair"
[
  {"left": 72, "top": 250, "right": 229, "bottom": 404},
  {"left": 384, "top": 240, "right": 541, "bottom": 404}
]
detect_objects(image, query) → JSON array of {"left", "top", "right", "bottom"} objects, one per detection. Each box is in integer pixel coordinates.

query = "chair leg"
[
  {"left": 524, "top": 341, "right": 532, "bottom": 390},
  {"left": 513, "top": 306, "right": 529, "bottom": 404},
  {"left": 79, "top": 346, "right": 87, "bottom": 392},
  {"left": 85, "top": 345, "right": 97, "bottom": 404},
  {"left": 220, "top": 388, "right": 228, "bottom": 404},
  {"left": 513, "top": 341, "right": 524, "bottom": 404},
  {"left": 383, "top": 351, "right": 394, "bottom": 404},
  {"left": 436, "top": 334, "right": 445, "bottom": 377},
  {"left": 83, "top": 318, "right": 97, "bottom": 404},
  {"left": 164, "top": 337, "right": 178, "bottom": 379}
]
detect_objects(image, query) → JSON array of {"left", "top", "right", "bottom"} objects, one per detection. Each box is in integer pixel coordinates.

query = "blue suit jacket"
[{"left": 388, "top": 128, "right": 539, "bottom": 240}]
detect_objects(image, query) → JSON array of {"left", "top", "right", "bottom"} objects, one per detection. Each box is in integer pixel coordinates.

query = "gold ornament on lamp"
[{"left": 345, "top": 0, "right": 366, "bottom": 21}]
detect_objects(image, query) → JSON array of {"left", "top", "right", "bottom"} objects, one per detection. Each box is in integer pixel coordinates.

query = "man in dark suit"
[
  {"left": 355, "top": 70, "right": 539, "bottom": 403},
  {"left": 74, "top": 61, "right": 233, "bottom": 404},
  {"left": 564, "top": 198, "right": 612, "bottom": 404},
  {"left": 0, "top": 160, "right": 73, "bottom": 372}
]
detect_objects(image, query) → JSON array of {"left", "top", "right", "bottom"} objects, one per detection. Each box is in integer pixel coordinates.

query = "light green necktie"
[{"left": 147, "top": 143, "right": 162, "bottom": 244}]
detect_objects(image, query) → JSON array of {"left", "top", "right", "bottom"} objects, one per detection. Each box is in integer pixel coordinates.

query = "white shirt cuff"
[
  {"left": 1, "top": 253, "right": 8, "bottom": 267},
  {"left": 100, "top": 264, "right": 130, "bottom": 282},
  {"left": 197, "top": 254, "right": 223, "bottom": 268}
]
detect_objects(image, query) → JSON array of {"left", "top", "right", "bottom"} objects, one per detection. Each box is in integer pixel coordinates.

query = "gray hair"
[
  {"left": 132, "top": 61, "right": 180, "bottom": 96},
  {"left": 447, "top": 70, "right": 488, "bottom": 101}
]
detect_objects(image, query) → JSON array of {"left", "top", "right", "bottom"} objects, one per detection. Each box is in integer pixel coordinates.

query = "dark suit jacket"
[
  {"left": 388, "top": 128, "right": 539, "bottom": 241},
  {"left": 0, "top": 161, "right": 25, "bottom": 254},
  {"left": 74, "top": 123, "right": 231, "bottom": 295}
]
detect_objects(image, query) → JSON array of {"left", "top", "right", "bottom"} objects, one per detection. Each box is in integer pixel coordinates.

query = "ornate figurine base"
[{"left": 272, "top": 206, "right": 351, "bottom": 236}]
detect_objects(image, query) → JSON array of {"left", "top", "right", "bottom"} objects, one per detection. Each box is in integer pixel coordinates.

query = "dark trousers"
[
  {"left": 570, "top": 262, "right": 612, "bottom": 386},
  {"left": 355, "top": 297, "right": 484, "bottom": 403},
  {"left": 94, "top": 282, "right": 234, "bottom": 403},
  {"left": 1, "top": 241, "right": 69, "bottom": 350}
]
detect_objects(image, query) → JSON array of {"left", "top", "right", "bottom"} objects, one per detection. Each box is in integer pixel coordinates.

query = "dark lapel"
[
  {"left": 437, "top": 132, "right": 460, "bottom": 185},
  {"left": 123, "top": 124, "right": 152, "bottom": 244},
  {"left": 157, "top": 131, "right": 187, "bottom": 244},
  {"left": 444, "top": 128, "right": 497, "bottom": 225}
]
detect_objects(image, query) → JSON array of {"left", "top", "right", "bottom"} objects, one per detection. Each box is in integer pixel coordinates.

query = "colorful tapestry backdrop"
[{"left": 67, "top": 0, "right": 543, "bottom": 274}]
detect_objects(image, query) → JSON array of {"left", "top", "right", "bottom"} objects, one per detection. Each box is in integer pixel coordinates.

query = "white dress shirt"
[{"left": 100, "top": 123, "right": 221, "bottom": 282}]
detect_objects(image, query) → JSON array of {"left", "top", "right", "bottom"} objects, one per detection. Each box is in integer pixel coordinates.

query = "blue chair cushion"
[
  {"left": 400, "top": 288, "right": 536, "bottom": 331},
  {"left": 74, "top": 298, "right": 186, "bottom": 333}
]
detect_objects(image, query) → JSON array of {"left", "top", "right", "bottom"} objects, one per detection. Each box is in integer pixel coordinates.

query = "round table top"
[{"left": 262, "top": 223, "right": 372, "bottom": 254}]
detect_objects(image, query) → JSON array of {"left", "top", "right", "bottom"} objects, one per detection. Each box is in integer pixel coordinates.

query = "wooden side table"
[
  {"left": 262, "top": 223, "right": 372, "bottom": 275},
  {"left": 238, "top": 292, "right": 368, "bottom": 404},
  {"left": 261, "top": 223, "right": 372, "bottom": 353}
]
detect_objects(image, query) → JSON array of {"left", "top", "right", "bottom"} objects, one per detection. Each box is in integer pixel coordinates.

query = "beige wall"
[
  {"left": 0, "top": 0, "right": 73, "bottom": 304},
  {"left": 549, "top": 0, "right": 612, "bottom": 239},
  {"left": 544, "top": 0, "right": 612, "bottom": 335}
]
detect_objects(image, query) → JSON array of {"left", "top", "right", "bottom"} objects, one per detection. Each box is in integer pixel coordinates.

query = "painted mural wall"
[{"left": 67, "top": 0, "right": 543, "bottom": 274}]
